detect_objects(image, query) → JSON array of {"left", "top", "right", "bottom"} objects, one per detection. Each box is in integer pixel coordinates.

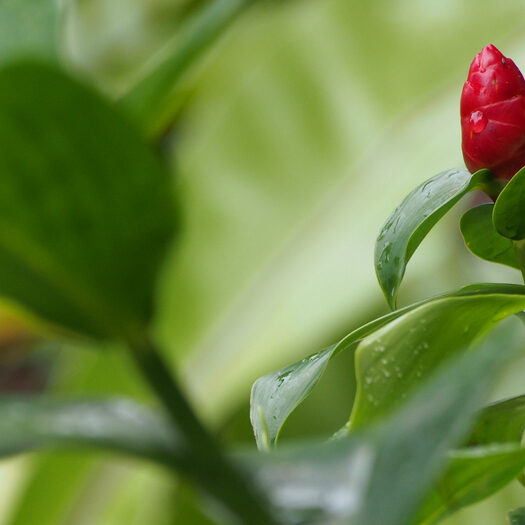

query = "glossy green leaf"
[
  {"left": 251, "top": 283, "right": 525, "bottom": 449},
  {"left": 468, "top": 395, "right": 525, "bottom": 445},
  {"left": 0, "top": 61, "right": 176, "bottom": 341},
  {"left": 245, "top": 325, "right": 524, "bottom": 525},
  {"left": 120, "top": 0, "right": 252, "bottom": 138},
  {"left": 417, "top": 445, "right": 525, "bottom": 525},
  {"left": 509, "top": 508, "right": 525, "bottom": 524},
  {"left": 494, "top": 167, "right": 525, "bottom": 240},
  {"left": 460, "top": 204, "right": 520, "bottom": 270},
  {"left": 0, "top": 398, "right": 179, "bottom": 466},
  {"left": 350, "top": 284, "right": 525, "bottom": 430},
  {"left": 0, "top": 0, "right": 59, "bottom": 64},
  {"left": 375, "top": 168, "right": 491, "bottom": 309}
]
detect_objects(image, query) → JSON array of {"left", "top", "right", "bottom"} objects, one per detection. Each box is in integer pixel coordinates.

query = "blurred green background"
[{"left": 1, "top": 0, "right": 525, "bottom": 523}]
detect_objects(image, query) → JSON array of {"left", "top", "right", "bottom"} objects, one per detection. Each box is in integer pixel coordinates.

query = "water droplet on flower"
[{"left": 470, "top": 110, "right": 487, "bottom": 133}]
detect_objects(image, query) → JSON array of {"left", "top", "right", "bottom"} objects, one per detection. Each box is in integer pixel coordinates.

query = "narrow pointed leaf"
[
  {"left": 350, "top": 285, "right": 525, "bottom": 430},
  {"left": 375, "top": 168, "right": 491, "bottom": 308},
  {"left": 0, "top": 61, "right": 176, "bottom": 340},
  {"left": 460, "top": 203, "right": 520, "bottom": 269},
  {"left": 119, "top": 0, "right": 252, "bottom": 138},
  {"left": 494, "top": 166, "right": 525, "bottom": 240},
  {"left": 245, "top": 326, "right": 524, "bottom": 525},
  {"left": 251, "top": 283, "right": 525, "bottom": 449}
]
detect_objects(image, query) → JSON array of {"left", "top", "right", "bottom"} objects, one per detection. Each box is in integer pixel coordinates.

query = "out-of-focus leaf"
[
  {"left": 0, "top": 397, "right": 179, "bottom": 465},
  {"left": 494, "top": 167, "right": 525, "bottom": 240},
  {"left": 245, "top": 325, "right": 524, "bottom": 525},
  {"left": 460, "top": 204, "right": 520, "bottom": 270},
  {"left": 251, "top": 284, "right": 525, "bottom": 449},
  {"left": 0, "top": 0, "right": 59, "bottom": 64},
  {"left": 120, "top": 0, "right": 253, "bottom": 138},
  {"left": 375, "top": 168, "right": 492, "bottom": 309},
  {"left": 417, "top": 445, "right": 525, "bottom": 525},
  {"left": 509, "top": 507, "right": 525, "bottom": 524},
  {"left": 349, "top": 284, "right": 525, "bottom": 430},
  {"left": 0, "top": 61, "right": 175, "bottom": 341},
  {"left": 468, "top": 395, "right": 525, "bottom": 445}
]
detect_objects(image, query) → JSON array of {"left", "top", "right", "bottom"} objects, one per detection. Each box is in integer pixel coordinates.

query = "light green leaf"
[
  {"left": 460, "top": 204, "right": 520, "bottom": 270},
  {"left": 468, "top": 395, "right": 525, "bottom": 445},
  {"left": 0, "top": 0, "right": 59, "bottom": 64},
  {"left": 245, "top": 325, "right": 524, "bottom": 525},
  {"left": 417, "top": 445, "right": 525, "bottom": 525},
  {"left": 494, "top": 167, "right": 525, "bottom": 240},
  {"left": 350, "top": 285, "right": 525, "bottom": 430},
  {"left": 0, "top": 61, "right": 176, "bottom": 341},
  {"left": 0, "top": 397, "right": 179, "bottom": 466},
  {"left": 119, "top": 0, "right": 253, "bottom": 138},
  {"left": 375, "top": 168, "right": 491, "bottom": 309},
  {"left": 509, "top": 507, "right": 525, "bottom": 524}
]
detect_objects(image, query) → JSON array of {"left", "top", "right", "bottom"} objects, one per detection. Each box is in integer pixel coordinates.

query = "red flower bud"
[{"left": 461, "top": 44, "right": 525, "bottom": 181}]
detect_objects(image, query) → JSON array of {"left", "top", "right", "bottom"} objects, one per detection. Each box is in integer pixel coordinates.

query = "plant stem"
[{"left": 129, "top": 338, "right": 277, "bottom": 525}]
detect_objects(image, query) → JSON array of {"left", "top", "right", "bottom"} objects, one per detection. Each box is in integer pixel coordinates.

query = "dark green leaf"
[
  {"left": 245, "top": 325, "right": 524, "bottom": 525},
  {"left": 509, "top": 507, "right": 525, "bottom": 525},
  {"left": 375, "top": 168, "right": 491, "bottom": 309},
  {"left": 417, "top": 445, "right": 525, "bottom": 525},
  {"left": 468, "top": 395, "right": 525, "bottom": 445},
  {"left": 120, "top": 0, "right": 252, "bottom": 138},
  {"left": 0, "top": 0, "right": 59, "bottom": 64},
  {"left": 494, "top": 167, "right": 525, "bottom": 240},
  {"left": 251, "top": 283, "right": 525, "bottom": 449},
  {"left": 350, "top": 284, "right": 525, "bottom": 430},
  {"left": 0, "top": 61, "right": 176, "bottom": 341},
  {"left": 0, "top": 397, "right": 180, "bottom": 466},
  {"left": 460, "top": 203, "right": 520, "bottom": 269}
]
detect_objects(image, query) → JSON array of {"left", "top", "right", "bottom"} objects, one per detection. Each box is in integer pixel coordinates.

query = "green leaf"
[
  {"left": 119, "top": 0, "right": 253, "bottom": 138},
  {"left": 494, "top": 167, "right": 525, "bottom": 240},
  {"left": 0, "top": 61, "right": 176, "bottom": 341},
  {"left": 460, "top": 204, "right": 520, "bottom": 270},
  {"left": 251, "top": 283, "right": 525, "bottom": 450},
  {"left": 468, "top": 395, "right": 525, "bottom": 445},
  {"left": 375, "top": 168, "right": 491, "bottom": 309},
  {"left": 244, "top": 325, "right": 524, "bottom": 525},
  {"left": 0, "top": 0, "right": 59, "bottom": 64},
  {"left": 350, "top": 284, "right": 525, "bottom": 430},
  {"left": 417, "top": 445, "right": 525, "bottom": 525},
  {"left": 509, "top": 507, "right": 525, "bottom": 525},
  {"left": 0, "top": 397, "right": 180, "bottom": 466}
]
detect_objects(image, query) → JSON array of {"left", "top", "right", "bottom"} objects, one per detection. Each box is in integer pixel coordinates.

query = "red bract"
[{"left": 461, "top": 44, "right": 525, "bottom": 181}]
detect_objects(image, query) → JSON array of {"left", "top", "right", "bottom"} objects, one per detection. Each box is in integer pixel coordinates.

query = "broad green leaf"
[
  {"left": 0, "top": 0, "right": 59, "bottom": 64},
  {"left": 468, "top": 395, "right": 525, "bottom": 445},
  {"left": 375, "top": 168, "right": 491, "bottom": 309},
  {"left": 494, "top": 167, "right": 525, "bottom": 240},
  {"left": 509, "top": 508, "right": 525, "bottom": 524},
  {"left": 251, "top": 283, "right": 525, "bottom": 450},
  {"left": 120, "top": 0, "right": 253, "bottom": 138},
  {"left": 244, "top": 325, "right": 524, "bottom": 525},
  {"left": 0, "top": 61, "right": 176, "bottom": 341},
  {"left": 460, "top": 204, "right": 520, "bottom": 270},
  {"left": 350, "top": 285, "right": 525, "bottom": 429},
  {"left": 0, "top": 398, "right": 179, "bottom": 465},
  {"left": 417, "top": 445, "right": 525, "bottom": 525}
]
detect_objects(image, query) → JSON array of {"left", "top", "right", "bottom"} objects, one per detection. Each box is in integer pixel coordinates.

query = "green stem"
[{"left": 129, "top": 338, "right": 277, "bottom": 525}]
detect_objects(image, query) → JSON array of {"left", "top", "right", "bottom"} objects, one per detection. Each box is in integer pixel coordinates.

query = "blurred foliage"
[{"left": 1, "top": 0, "right": 525, "bottom": 524}]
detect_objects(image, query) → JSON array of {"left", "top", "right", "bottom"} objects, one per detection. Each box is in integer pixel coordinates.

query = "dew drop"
[{"left": 470, "top": 110, "right": 487, "bottom": 134}]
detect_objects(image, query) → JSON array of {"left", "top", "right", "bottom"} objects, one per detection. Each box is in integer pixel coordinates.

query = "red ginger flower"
[{"left": 461, "top": 44, "right": 525, "bottom": 181}]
